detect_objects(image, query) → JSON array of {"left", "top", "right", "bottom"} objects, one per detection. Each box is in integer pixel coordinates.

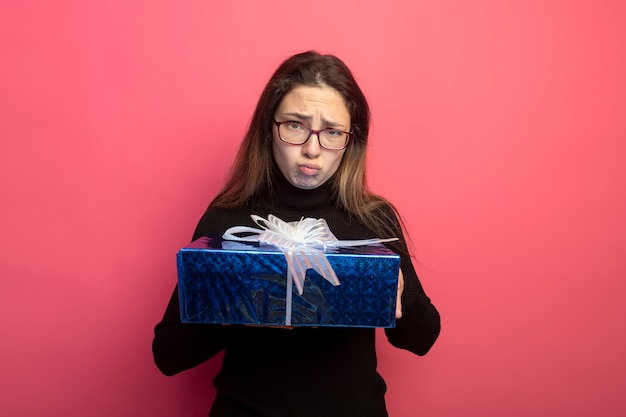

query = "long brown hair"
[{"left": 210, "top": 51, "right": 405, "bottom": 243}]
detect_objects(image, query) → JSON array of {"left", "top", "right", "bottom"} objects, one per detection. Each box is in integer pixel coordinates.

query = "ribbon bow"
[{"left": 223, "top": 215, "right": 398, "bottom": 325}]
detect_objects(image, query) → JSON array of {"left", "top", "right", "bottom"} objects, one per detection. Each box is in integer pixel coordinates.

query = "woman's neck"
[{"left": 269, "top": 168, "right": 335, "bottom": 212}]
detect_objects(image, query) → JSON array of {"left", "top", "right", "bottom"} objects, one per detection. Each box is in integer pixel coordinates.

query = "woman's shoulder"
[
  {"left": 192, "top": 202, "right": 258, "bottom": 240},
  {"left": 359, "top": 194, "right": 407, "bottom": 248},
  {"left": 367, "top": 194, "right": 402, "bottom": 224}
]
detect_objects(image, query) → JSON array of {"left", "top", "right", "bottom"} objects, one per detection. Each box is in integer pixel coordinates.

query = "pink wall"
[{"left": 1, "top": 1, "right": 625, "bottom": 416}]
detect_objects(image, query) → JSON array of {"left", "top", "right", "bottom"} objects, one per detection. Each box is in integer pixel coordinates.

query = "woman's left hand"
[{"left": 396, "top": 269, "right": 404, "bottom": 319}]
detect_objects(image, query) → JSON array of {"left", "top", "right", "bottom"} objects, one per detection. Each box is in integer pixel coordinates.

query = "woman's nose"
[{"left": 301, "top": 132, "right": 322, "bottom": 158}]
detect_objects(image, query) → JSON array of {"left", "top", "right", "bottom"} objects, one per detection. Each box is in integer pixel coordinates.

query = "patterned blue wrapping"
[{"left": 177, "top": 235, "right": 400, "bottom": 328}]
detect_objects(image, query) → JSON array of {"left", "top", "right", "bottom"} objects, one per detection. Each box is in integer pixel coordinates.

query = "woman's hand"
[{"left": 396, "top": 269, "right": 404, "bottom": 319}]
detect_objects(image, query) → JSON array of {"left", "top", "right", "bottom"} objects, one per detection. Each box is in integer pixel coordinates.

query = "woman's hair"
[{"left": 210, "top": 51, "right": 404, "bottom": 243}]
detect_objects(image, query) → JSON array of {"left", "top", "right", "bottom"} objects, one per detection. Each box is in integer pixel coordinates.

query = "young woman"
[{"left": 153, "top": 51, "right": 440, "bottom": 417}]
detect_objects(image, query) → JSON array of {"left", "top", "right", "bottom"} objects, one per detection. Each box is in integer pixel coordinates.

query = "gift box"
[{"left": 177, "top": 235, "right": 400, "bottom": 328}]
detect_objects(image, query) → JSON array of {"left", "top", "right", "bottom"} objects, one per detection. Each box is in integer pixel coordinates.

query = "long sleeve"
[
  {"left": 384, "top": 254, "right": 441, "bottom": 355},
  {"left": 367, "top": 203, "right": 440, "bottom": 356},
  {"left": 152, "top": 286, "right": 226, "bottom": 376},
  {"left": 152, "top": 210, "right": 231, "bottom": 376}
]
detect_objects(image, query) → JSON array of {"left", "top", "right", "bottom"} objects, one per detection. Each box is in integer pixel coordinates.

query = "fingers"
[{"left": 396, "top": 269, "right": 404, "bottom": 319}]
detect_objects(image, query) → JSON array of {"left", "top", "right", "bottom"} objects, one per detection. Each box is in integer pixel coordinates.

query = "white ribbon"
[{"left": 222, "top": 214, "right": 398, "bottom": 325}]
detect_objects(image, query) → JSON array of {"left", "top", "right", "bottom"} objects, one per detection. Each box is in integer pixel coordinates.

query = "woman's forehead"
[{"left": 275, "top": 85, "right": 350, "bottom": 126}]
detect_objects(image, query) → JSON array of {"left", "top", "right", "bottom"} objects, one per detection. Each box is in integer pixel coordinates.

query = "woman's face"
[{"left": 272, "top": 85, "right": 350, "bottom": 190}]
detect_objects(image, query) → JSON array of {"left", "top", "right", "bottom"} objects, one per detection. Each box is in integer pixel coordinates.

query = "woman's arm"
[
  {"left": 152, "top": 208, "right": 231, "bottom": 375},
  {"left": 379, "top": 203, "right": 441, "bottom": 356},
  {"left": 385, "top": 253, "right": 440, "bottom": 356},
  {"left": 152, "top": 286, "right": 226, "bottom": 376}
]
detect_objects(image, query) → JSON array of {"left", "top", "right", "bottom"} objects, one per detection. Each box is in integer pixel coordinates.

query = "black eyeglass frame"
[{"left": 273, "top": 120, "right": 353, "bottom": 150}]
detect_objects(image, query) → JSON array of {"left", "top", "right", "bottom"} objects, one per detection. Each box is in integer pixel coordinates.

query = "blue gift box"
[{"left": 177, "top": 235, "right": 400, "bottom": 328}]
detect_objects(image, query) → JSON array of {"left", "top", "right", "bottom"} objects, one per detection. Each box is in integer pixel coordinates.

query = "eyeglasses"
[{"left": 274, "top": 120, "right": 353, "bottom": 150}]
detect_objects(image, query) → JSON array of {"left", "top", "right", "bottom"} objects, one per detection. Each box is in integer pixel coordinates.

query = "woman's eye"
[
  {"left": 326, "top": 130, "right": 341, "bottom": 136},
  {"left": 288, "top": 122, "right": 304, "bottom": 130}
]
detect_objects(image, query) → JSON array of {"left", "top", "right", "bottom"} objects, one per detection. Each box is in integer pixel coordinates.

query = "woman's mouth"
[{"left": 299, "top": 164, "right": 320, "bottom": 176}]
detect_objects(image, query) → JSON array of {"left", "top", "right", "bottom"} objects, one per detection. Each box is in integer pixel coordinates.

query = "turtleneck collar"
[{"left": 266, "top": 167, "right": 336, "bottom": 213}]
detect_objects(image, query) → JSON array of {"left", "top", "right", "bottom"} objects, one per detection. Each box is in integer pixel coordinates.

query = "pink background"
[{"left": 1, "top": 1, "right": 625, "bottom": 416}]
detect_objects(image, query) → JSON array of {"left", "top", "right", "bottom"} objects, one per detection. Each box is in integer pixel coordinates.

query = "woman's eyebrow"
[{"left": 281, "top": 112, "right": 346, "bottom": 128}]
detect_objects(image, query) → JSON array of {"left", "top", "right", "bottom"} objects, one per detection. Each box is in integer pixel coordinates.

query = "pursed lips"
[{"left": 298, "top": 163, "right": 321, "bottom": 176}]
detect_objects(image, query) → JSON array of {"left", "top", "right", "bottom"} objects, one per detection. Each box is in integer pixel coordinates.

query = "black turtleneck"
[
  {"left": 152, "top": 172, "right": 441, "bottom": 417},
  {"left": 266, "top": 166, "right": 336, "bottom": 213}
]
